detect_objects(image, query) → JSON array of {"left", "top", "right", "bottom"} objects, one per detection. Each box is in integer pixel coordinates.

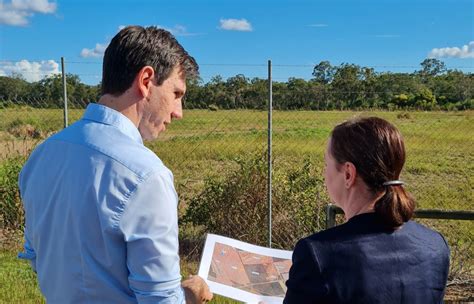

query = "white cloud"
[
  {"left": 80, "top": 43, "right": 108, "bottom": 58},
  {"left": 11, "top": 0, "right": 56, "bottom": 13},
  {"left": 429, "top": 41, "right": 474, "bottom": 59},
  {"left": 0, "top": 7, "right": 29, "bottom": 26},
  {"left": 80, "top": 27, "right": 125, "bottom": 58},
  {"left": 0, "top": 0, "right": 56, "bottom": 26},
  {"left": 219, "top": 18, "right": 252, "bottom": 31},
  {"left": 0, "top": 59, "right": 60, "bottom": 82},
  {"left": 169, "top": 24, "right": 196, "bottom": 36},
  {"left": 80, "top": 24, "right": 200, "bottom": 58},
  {"left": 157, "top": 24, "right": 201, "bottom": 36}
]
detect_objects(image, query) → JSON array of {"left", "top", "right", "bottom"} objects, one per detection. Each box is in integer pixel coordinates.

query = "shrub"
[
  {"left": 0, "top": 156, "right": 26, "bottom": 231},
  {"left": 8, "top": 124, "right": 42, "bottom": 139},
  {"left": 272, "top": 159, "right": 328, "bottom": 247},
  {"left": 6, "top": 118, "right": 43, "bottom": 139},
  {"left": 208, "top": 104, "right": 219, "bottom": 111},
  {"left": 182, "top": 153, "right": 268, "bottom": 245},
  {"left": 182, "top": 153, "right": 329, "bottom": 249},
  {"left": 396, "top": 112, "right": 411, "bottom": 119}
]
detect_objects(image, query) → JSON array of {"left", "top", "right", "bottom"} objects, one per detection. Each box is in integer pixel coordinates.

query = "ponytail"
[{"left": 374, "top": 185, "right": 415, "bottom": 228}]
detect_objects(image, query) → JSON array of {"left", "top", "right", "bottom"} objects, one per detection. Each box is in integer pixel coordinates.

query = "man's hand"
[{"left": 182, "top": 275, "right": 213, "bottom": 304}]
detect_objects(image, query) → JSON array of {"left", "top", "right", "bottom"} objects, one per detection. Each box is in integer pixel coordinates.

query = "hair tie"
[{"left": 383, "top": 180, "right": 404, "bottom": 186}]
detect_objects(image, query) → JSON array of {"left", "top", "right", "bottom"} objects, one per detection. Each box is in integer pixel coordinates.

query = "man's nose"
[{"left": 172, "top": 101, "right": 183, "bottom": 120}]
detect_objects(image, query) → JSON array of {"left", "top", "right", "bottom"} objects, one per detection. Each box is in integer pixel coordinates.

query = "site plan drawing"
[{"left": 198, "top": 234, "right": 293, "bottom": 304}]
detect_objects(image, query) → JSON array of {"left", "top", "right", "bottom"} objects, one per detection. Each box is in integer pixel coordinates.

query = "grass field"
[
  {"left": 2, "top": 109, "right": 472, "bottom": 210},
  {"left": 0, "top": 108, "right": 473, "bottom": 302},
  {"left": 0, "top": 246, "right": 240, "bottom": 303}
]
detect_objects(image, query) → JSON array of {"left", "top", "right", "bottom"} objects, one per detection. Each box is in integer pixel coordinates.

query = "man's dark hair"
[{"left": 101, "top": 25, "right": 199, "bottom": 96}]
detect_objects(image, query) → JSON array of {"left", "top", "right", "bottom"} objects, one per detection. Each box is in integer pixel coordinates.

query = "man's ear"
[
  {"left": 136, "top": 66, "right": 155, "bottom": 98},
  {"left": 343, "top": 162, "right": 357, "bottom": 189}
]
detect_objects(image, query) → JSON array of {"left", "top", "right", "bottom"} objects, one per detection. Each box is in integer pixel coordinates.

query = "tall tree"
[
  {"left": 312, "top": 61, "right": 334, "bottom": 84},
  {"left": 330, "top": 63, "right": 363, "bottom": 108},
  {"left": 419, "top": 58, "right": 447, "bottom": 77},
  {"left": 0, "top": 75, "right": 31, "bottom": 102}
]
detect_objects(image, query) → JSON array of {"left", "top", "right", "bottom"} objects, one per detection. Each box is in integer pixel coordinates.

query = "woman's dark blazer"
[{"left": 284, "top": 212, "right": 450, "bottom": 304}]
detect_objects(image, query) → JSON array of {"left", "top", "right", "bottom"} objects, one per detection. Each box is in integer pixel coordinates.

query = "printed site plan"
[{"left": 198, "top": 234, "right": 293, "bottom": 304}]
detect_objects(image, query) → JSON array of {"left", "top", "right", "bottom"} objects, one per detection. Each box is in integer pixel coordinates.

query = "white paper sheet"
[{"left": 198, "top": 234, "right": 293, "bottom": 304}]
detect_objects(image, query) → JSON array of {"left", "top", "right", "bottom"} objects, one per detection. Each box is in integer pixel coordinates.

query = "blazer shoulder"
[
  {"left": 405, "top": 221, "right": 450, "bottom": 250},
  {"left": 304, "top": 221, "right": 354, "bottom": 244}
]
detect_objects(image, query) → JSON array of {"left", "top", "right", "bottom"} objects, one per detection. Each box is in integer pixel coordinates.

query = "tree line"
[{"left": 1, "top": 59, "right": 473, "bottom": 111}]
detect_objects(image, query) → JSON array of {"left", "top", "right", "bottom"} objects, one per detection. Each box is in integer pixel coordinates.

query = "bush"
[
  {"left": 0, "top": 156, "right": 25, "bottom": 231},
  {"left": 208, "top": 104, "right": 219, "bottom": 111},
  {"left": 396, "top": 112, "right": 411, "bottom": 119},
  {"left": 182, "top": 153, "right": 329, "bottom": 249},
  {"left": 272, "top": 159, "right": 328, "bottom": 247},
  {"left": 182, "top": 153, "right": 267, "bottom": 245},
  {"left": 6, "top": 118, "right": 44, "bottom": 139}
]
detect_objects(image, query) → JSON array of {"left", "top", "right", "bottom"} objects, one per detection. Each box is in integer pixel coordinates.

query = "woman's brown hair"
[{"left": 330, "top": 117, "right": 415, "bottom": 228}]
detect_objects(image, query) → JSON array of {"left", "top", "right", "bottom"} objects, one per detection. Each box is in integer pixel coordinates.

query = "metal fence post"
[
  {"left": 325, "top": 204, "right": 337, "bottom": 229},
  {"left": 267, "top": 59, "right": 273, "bottom": 248},
  {"left": 61, "top": 57, "right": 68, "bottom": 128}
]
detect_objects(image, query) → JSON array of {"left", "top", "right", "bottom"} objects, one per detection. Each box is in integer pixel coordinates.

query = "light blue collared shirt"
[{"left": 19, "top": 103, "right": 184, "bottom": 303}]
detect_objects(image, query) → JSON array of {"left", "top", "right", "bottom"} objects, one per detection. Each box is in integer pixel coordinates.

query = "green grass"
[
  {"left": 146, "top": 110, "right": 473, "bottom": 212},
  {"left": 0, "top": 250, "right": 45, "bottom": 303},
  {"left": 0, "top": 249, "right": 240, "bottom": 303}
]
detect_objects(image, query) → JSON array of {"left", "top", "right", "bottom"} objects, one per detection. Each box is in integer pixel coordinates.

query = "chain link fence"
[{"left": 1, "top": 64, "right": 473, "bottom": 301}]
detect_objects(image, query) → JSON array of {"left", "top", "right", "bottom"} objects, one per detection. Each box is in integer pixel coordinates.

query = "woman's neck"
[
  {"left": 341, "top": 188, "right": 383, "bottom": 221},
  {"left": 343, "top": 202, "right": 375, "bottom": 221}
]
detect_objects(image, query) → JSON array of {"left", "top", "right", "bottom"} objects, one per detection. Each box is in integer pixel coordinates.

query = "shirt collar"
[{"left": 82, "top": 103, "right": 143, "bottom": 145}]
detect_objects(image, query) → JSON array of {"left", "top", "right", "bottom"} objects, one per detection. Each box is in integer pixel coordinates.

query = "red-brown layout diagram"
[{"left": 208, "top": 242, "right": 292, "bottom": 297}]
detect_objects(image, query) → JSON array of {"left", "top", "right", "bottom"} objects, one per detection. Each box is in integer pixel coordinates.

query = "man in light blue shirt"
[{"left": 18, "top": 26, "right": 212, "bottom": 303}]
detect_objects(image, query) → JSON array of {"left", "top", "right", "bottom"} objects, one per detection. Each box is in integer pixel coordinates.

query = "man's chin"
[
  {"left": 138, "top": 123, "right": 167, "bottom": 141},
  {"left": 139, "top": 130, "right": 162, "bottom": 141}
]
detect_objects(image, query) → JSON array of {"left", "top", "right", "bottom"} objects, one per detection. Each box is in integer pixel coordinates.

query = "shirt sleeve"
[
  {"left": 119, "top": 169, "right": 184, "bottom": 304},
  {"left": 283, "top": 239, "right": 329, "bottom": 304}
]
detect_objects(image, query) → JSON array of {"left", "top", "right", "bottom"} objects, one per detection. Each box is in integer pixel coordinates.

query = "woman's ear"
[
  {"left": 344, "top": 162, "right": 357, "bottom": 189},
  {"left": 136, "top": 66, "right": 155, "bottom": 98}
]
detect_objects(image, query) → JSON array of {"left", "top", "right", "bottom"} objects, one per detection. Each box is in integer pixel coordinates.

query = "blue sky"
[{"left": 1, "top": 0, "right": 473, "bottom": 84}]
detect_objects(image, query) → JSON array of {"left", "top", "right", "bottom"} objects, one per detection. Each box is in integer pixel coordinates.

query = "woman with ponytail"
[{"left": 284, "top": 117, "right": 450, "bottom": 304}]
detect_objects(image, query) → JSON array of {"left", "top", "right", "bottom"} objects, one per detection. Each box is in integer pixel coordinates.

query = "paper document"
[{"left": 198, "top": 234, "right": 293, "bottom": 304}]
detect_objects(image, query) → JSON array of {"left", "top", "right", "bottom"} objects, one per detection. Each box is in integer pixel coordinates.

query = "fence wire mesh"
[
  {"left": 418, "top": 218, "right": 473, "bottom": 302},
  {"left": 0, "top": 65, "right": 473, "bottom": 301}
]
